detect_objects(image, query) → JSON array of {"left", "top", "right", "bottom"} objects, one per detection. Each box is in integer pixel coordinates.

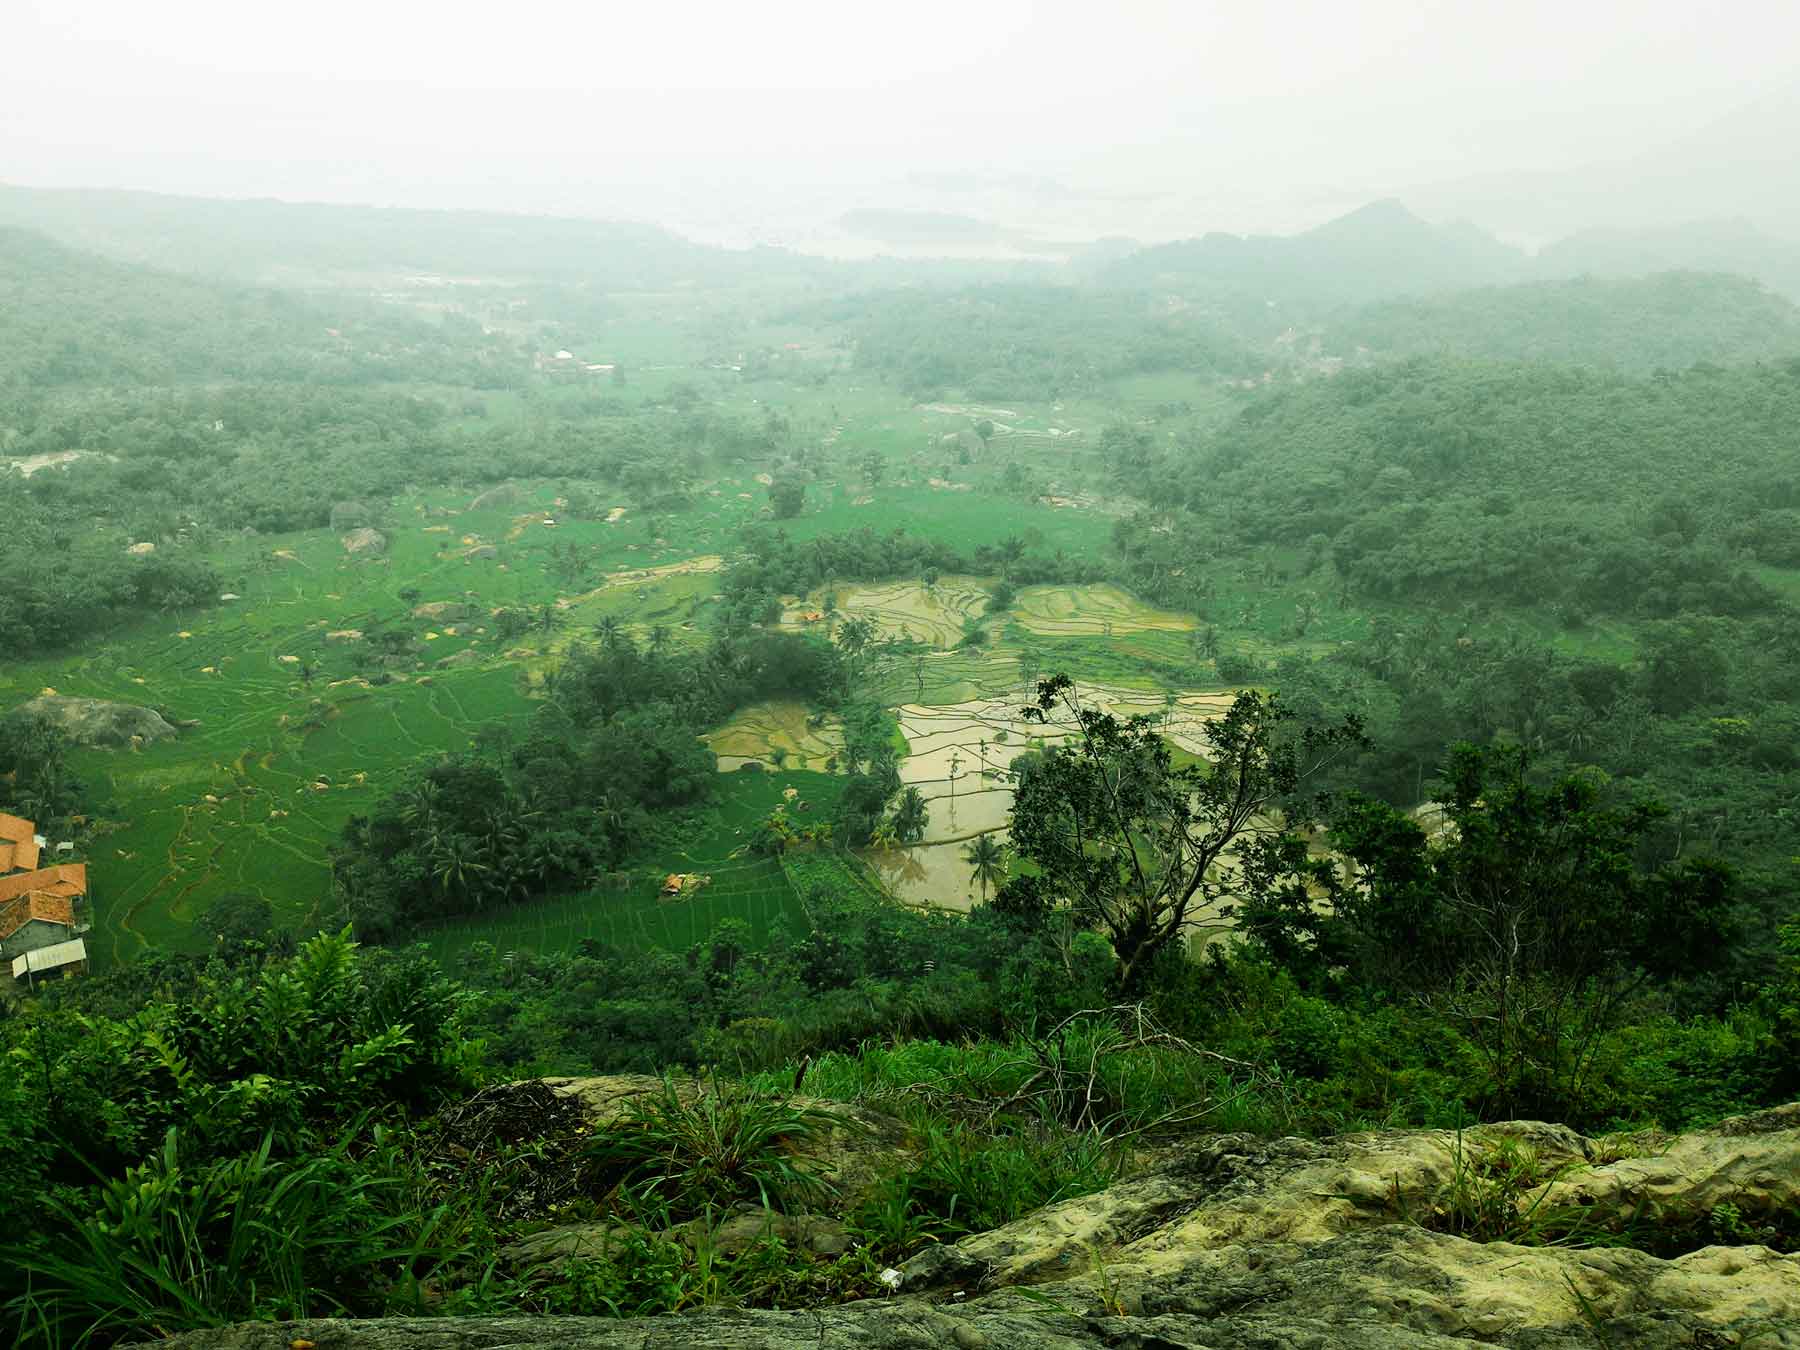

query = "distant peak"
[{"left": 1309, "top": 199, "right": 1427, "bottom": 237}]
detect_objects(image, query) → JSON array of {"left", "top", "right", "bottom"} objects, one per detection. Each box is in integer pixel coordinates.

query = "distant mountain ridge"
[
  {"left": 1102, "top": 199, "right": 1531, "bottom": 304},
  {"left": 0, "top": 183, "right": 815, "bottom": 288},
  {"left": 1107, "top": 199, "right": 1800, "bottom": 305}
]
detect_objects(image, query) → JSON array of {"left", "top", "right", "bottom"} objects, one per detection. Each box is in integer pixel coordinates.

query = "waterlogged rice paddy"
[{"left": 864, "top": 684, "right": 1238, "bottom": 909}]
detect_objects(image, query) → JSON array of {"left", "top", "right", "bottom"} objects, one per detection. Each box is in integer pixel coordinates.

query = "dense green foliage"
[
  {"left": 1333, "top": 272, "right": 1800, "bottom": 371},
  {"left": 336, "top": 627, "right": 846, "bottom": 941},
  {"left": 3, "top": 185, "right": 1798, "bottom": 1346},
  {"left": 831, "top": 283, "right": 1257, "bottom": 399}
]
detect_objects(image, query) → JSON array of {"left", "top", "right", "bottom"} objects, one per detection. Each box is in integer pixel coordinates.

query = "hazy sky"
[{"left": 5, "top": 0, "right": 1797, "bottom": 242}]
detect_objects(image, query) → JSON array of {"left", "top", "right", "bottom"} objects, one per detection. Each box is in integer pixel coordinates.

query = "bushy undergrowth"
[{"left": 7, "top": 891, "right": 1795, "bottom": 1345}]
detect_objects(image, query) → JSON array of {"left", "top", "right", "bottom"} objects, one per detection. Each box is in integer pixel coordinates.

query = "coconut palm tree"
[
  {"left": 962, "top": 833, "right": 1006, "bottom": 902},
  {"left": 647, "top": 623, "right": 672, "bottom": 657},
  {"left": 595, "top": 615, "right": 624, "bottom": 650},
  {"left": 890, "top": 786, "right": 929, "bottom": 843},
  {"left": 429, "top": 833, "right": 492, "bottom": 905}
]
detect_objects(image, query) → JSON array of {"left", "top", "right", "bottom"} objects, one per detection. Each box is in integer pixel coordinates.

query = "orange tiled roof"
[
  {"left": 0, "top": 813, "right": 38, "bottom": 873},
  {"left": 0, "top": 863, "right": 85, "bottom": 911},
  {"left": 0, "top": 891, "right": 75, "bottom": 942}
]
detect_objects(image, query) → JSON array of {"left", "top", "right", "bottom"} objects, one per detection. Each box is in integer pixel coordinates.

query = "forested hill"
[
  {"left": 1330, "top": 272, "right": 1800, "bottom": 371},
  {"left": 833, "top": 283, "right": 1264, "bottom": 400},
  {"left": 0, "top": 226, "right": 519, "bottom": 393},
  {"left": 1102, "top": 199, "right": 1530, "bottom": 304},
  {"left": 1538, "top": 219, "right": 1800, "bottom": 301},
  {"left": 1168, "top": 358, "right": 1800, "bottom": 614},
  {"left": 0, "top": 183, "right": 816, "bottom": 288}
]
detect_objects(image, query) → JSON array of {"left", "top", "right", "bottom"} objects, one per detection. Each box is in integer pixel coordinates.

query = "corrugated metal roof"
[{"left": 12, "top": 937, "right": 87, "bottom": 978}]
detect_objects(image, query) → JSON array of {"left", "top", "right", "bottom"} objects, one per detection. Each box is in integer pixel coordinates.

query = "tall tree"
[
  {"left": 962, "top": 832, "right": 1006, "bottom": 901},
  {"left": 1007, "top": 675, "right": 1364, "bottom": 989}
]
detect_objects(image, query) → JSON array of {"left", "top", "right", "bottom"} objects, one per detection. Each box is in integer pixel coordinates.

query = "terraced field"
[
  {"left": 781, "top": 578, "right": 992, "bottom": 649},
  {"left": 1, "top": 481, "right": 750, "bottom": 964},
  {"left": 415, "top": 769, "right": 846, "bottom": 960},
  {"left": 1013, "top": 582, "right": 1196, "bottom": 637},
  {"left": 704, "top": 701, "right": 844, "bottom": 771}
]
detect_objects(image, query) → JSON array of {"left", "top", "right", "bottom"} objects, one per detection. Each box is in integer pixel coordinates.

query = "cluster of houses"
[{"left": 0, "top": 813, "right": 88, "bottom": 988}]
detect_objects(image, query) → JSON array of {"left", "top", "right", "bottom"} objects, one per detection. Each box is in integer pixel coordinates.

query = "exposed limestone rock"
[
  {"left": 435, "top": 649, "right": 482, "bottom": 669},
  {"left": 330, "top": 500, "right": 373, "bottom": 532},
  {"left": 464, "top": 544, "right": 499, "bottom": 560},
  {"left": 341, "top": 527, "right": 388, "bottom": 556},
  {"left": 150, "top": 1105, "right": 1800, "bottom": 1349},
  {"left": 325, "top": 629, "right": 365, "bottom": 643},
  {"left": 125, "top": 540, "right": 155, "bottom": 555},
  {"left": 12, "top": 696, "right": 178, "bottom": 748}
]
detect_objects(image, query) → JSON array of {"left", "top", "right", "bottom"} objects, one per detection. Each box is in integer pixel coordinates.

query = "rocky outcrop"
[
  {"left": 341, "top": 528, "right": 388, "bottom": 556},
  {"left": 150, "top": 1105, "right": 1800, "bottom": 1349},
  {"left": 12, "top": 696, "right": 178, "bottom": 748},
  {"left": 330, "top": 500, "right": 374, "bottom": 532}
]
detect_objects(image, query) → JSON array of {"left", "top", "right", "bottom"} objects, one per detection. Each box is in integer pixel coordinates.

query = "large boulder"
[
  {"left": 341, "top": 528, "right": 387, "bottom": 556},
  {"left": 151, "top": 1105, "right": 1800, "bottom": 1349},
  {"left": 329, "top": 500, "right": 373, "bottom": 532},
  {"left": 11, "top": 696, "right": 178, "bottom": 748}
]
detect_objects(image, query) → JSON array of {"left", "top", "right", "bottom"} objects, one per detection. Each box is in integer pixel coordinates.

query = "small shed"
[{"left": 13, "top": 937, "right": 88, "bottom": 987}]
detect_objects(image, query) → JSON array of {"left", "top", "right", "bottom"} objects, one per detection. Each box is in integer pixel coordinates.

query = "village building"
[
  {"left": 12, "top": 937, "right": 88, "bottom": 987},
  {"left": 0, "top": 812, "right": 41, "bottom": 873},
  {"left": 0, "top": 813, "right": 88, "bottom": 977}
]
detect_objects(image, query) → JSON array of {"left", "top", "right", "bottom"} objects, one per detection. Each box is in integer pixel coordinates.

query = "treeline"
[
  {"left": 335, "top": 626, "right": 845, "bottom": 943},
  {"left": 0, "top": 387, "right": 774, "bottom": 654},
  {"left": 819, "top": 284, "right": 1259, "bottom": 401}
]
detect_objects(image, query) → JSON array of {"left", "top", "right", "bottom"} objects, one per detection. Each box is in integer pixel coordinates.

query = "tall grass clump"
[{"left": 7, "top": 1126, "right": 467, "bottom": 1347}]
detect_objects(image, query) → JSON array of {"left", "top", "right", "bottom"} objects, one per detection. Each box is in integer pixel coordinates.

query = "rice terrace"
[{"left": 0, "top": 425, "right": 1262, "bottom": 967}]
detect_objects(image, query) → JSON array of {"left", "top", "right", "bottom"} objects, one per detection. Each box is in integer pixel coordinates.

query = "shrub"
[{"left": 582, "top": 1081, "right": 839, "bottom": 1221}]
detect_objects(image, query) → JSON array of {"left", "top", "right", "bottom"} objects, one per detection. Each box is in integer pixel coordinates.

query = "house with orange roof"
[
  {"left": 0, "top": 862, "right": 86, "bottom": 963},
  {"left": 0, "top": 813, "right": 40, "bottom": 873}
]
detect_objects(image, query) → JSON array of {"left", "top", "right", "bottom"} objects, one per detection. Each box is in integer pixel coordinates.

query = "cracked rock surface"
[{"left": 155, "top": 1104, "right": 1800, "bottom": 1349}]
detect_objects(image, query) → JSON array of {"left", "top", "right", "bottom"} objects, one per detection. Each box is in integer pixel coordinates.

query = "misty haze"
[{"left": 2, "top": 3, "right": 1799, "bottom": 1347}]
